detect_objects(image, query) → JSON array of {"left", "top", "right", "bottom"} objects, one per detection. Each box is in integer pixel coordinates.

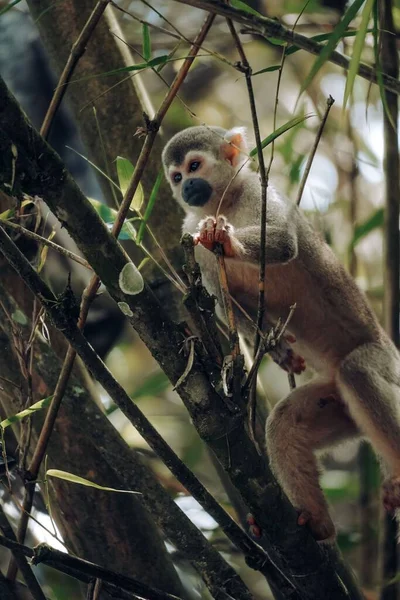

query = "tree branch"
[
  {"left": 0, "top": 74, "right": 363, "bottom": 599},
  {"left": 0, "top": 536, "right": 182, "bottom": 600},
  {"left": 170, "top": 0, "right": 400, "bottom": 95}
]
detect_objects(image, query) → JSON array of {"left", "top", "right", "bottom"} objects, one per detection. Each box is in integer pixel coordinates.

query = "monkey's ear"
[{"left": 221, "top": 127, "right": 248, "bottom": 167}]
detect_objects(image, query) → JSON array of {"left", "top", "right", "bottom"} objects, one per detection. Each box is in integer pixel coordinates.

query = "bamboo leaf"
[
  {"left": 136, "top": 170, "right": 163, "bottom": 244},
  {"left": 1, "top": 396, "right": 53, "bottom": 429},
  {"left": 252, "top": 64, "right": 282, "bottom": 76},
  {"left": 350, "top": 207, "right": 384, "bottom": 249},
  {"left": 46, "top": 469, "right": 141, "bottom": 494},
  {"left": 38, "top": 230, "right": 56, "bottom": 273},
  {"left": 142, "top": 23, "right": 151, "bottom": 61},
  {"left": 253, "top": 29, "right": 373, "bottom": 77},
  {"left": 230, "top": 0, "right": 263, "bottom": 17},
  {"left": 250, "top": 115, "right": 312, "bottom": 157},
  {"left": 89, "top": 198, "right": 137, "bottom": 241},
  {"left": 115, "top": 156, "right": 144, "bottom": 211},
  {"left": 299, "top": 0, "right": 366, "bottom": 96},
  {"left": 343, "top": 0, "right": 374, "bottom": 109}
]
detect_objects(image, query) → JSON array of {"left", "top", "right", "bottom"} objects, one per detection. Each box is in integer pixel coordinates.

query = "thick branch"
[
  {"left": 0, "top": 75, "right": 363, "bottom": 600},
  {"left": 0, "top": 536, "right": 181, "bottom": 600},
  {"left": 171, "top": 0, "right": 400, "bottom": 95}
]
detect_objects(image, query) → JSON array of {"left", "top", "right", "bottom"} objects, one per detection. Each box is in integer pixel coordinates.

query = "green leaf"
[
  {"left": 131, "top": 370, "right": 170, "bottom": 401},
  {"left": 289, "top": 154, "right": 305, "bottom": 185},
  {"left": 285, "top": 28, "right": 371, "bottom": 58},
  {"left": 253, "top": 29, "right": 372, "bottom": 78},
  {"left": 136, "top": 170, "right": 163, "bottom": 244},
  {"left": 72, "top": 55, "right": 169, "bottom": 82},
  {"left": 115, "top": 156, "right": 144, "bottom": 211},
  {"left": 230, "top": 0, "right": 264, "bottom": 17},
  {"left": 299, "top": 0, "right": 366, "bottom": 96},
  {"left": 250, "top": 115, "right": 312, "bottom": 157},
  {"left": 0, "top": 207, "right": 15, "bottom": 220},
  {"left": 89, "top": 198, "right": 137, "bottom": 241},
  {"left": 0, "top": 0, "right": 23, "bottom": 16},
  {"left": 350, "top": 207, "right": 384, "bottom": 249},
  {"left": 252, "top": 64, "right": 281, "bottom": 76},
  {"left": 38, "top": 230, "right": 56, "bottom": 273},
  {"left": 46, "top": 469, "right": 141, "bottom": 494},
  {"left": 1, "top": 396, "right": 53, "bottom": 429},
  {"left": 343, "top": 0, "right": 374, "bottom": 109},
  {"left": 11, "top": 309, "right": 28, "bottom": 325},
  {"left": 142, "top": 23, "right": 151, "bottom": 61}
]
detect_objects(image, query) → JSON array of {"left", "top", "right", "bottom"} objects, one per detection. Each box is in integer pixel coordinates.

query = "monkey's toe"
[
  {"left": 246, "top": 513, "right": 262, "bottom": 539},
  {"left": 383, "top": 477, "right": 400, "bottom": 513},
  {"left": 297, "top": 509, "right": 336, "bottom": 543}
]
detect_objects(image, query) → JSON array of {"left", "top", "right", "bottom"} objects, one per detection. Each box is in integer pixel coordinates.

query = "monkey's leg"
[
  {"left": 337, "top": 342, "right": 400, "bottom": 511},
  {"left": 266, "top": 379, "right": 358, "bottom": 541}
]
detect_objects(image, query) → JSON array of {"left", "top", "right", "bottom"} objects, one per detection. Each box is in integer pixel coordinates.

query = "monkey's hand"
[
  {"left": 194, "top": 215, "right": 244, "bottom": 258},
  {"left": 269, "top": 334, "right": 306, "bottom": 374}
]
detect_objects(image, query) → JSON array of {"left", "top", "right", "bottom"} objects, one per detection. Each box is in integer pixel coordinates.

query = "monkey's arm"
[
  {"left": 234, "top": 225, "right": 298, "bottom": 265},
  {"left": 197, "top": 216, "right": 298, "bottom": 265}
]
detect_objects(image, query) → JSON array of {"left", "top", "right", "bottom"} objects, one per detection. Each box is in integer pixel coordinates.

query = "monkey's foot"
[
  {"left": 195, "top": 215, "right": 242, "bottom": 258},
  {"left": 270, "top": 346, "right": 306, "bottom": 375},
  {"left": 246, "top": 513, "right": 262, "bottom": 539},
  {"left": 297, "top": 509, "right": 336, "bottom": 543},
  {"left": 383, "top": 477, "right": 400, "bottom": 513}
]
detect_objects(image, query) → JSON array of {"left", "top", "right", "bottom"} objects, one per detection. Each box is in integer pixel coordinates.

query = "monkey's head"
[{"left": 162, "top": 126, "right": 248, "bottom": 213}]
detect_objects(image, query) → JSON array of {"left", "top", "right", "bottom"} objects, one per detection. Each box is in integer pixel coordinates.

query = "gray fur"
[{"left": 163, "top": 125, "right": 400, "bottom": 542}]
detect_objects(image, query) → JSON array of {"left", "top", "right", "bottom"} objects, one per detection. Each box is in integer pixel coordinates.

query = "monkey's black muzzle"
[{"left": 182, "top": 178, "right": 212, "bottom": 207}]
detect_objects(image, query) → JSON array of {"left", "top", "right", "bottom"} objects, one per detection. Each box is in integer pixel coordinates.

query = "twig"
[
  {"left": 170, "top": 0, "right": 400, "bottom": 96},
  {"left": 0, "top": 536, "right": 183, "bottom": 600},
  {"left": 296, "top": 95, "right": 335, "bottom": 206},
  {"left": 181, "top": 234, "right": 223, "bottom": 366},
  {"left": 214, "top": 245, "right": 240, "bottom": 360},
  {"left": 40, "top": 0, "right": 111, "bottom": 139},
  {"left": 1, "top": 220, "right": 92, "bottom": 269}
]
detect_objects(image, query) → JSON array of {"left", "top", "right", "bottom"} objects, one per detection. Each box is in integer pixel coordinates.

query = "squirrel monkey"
[{"left": 162, "top": 125, "right": 400, "bottom": 542}]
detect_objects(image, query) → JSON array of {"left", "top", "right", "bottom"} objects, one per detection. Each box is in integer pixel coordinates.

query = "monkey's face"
[
  {"left": 164, "top": 150, "right": 230, "bottom": 212},
  {"left": 162, "top": 126, "right": 248, "bottom": 214}
]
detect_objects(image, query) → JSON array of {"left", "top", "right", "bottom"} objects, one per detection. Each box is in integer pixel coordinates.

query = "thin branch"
[
  {"left": 170, "top": 0, "right": 400, "bottom": 96},
  {"left": 1, "top": 220, "right": 92, "bottom": 269},
  {"left": 0, "top": 536, "right": 183, "bottom": 600},
  {"left": 40, "top": 0, "right": 111, "bottom": 139},
  {"left": 296, "top": 95, "right": 335, "bottom": 206},
  {"left": 0, "top": 506, "right": 46, "bottom": 600}
]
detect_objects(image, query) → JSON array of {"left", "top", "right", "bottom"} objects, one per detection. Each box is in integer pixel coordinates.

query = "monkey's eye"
[
  {"left": 173, "top": 173, "right": 182, "bottom": 184},
  {"left": 189, "top": 161, "right": 200, "bottom": 172}
]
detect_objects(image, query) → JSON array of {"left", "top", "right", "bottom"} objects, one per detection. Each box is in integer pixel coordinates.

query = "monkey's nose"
[{"left": 182, "top": 178, "right": 212, "bottom": 207}]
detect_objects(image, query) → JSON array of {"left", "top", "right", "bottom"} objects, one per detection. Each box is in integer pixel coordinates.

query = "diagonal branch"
[
  {"left": 0, "top": 535, "right": 182, "bottom": 600},
  {"left": 0, "top": 75, "right": 363, "bottom": 600},
  {"left": 170, "top": 0, "right": 400, "bottom": 96}
]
